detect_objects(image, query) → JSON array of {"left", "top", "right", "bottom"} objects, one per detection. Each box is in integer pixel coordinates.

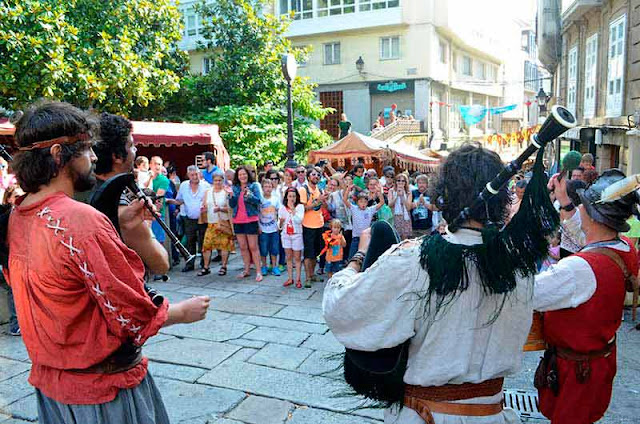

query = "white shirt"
[
  {"left": 177, "top": 180, "right": 210, "bottom": 219},
  {"left": 324, "top": 228, "right": 531, "bottom": 424},
  {"left": 534, "top": 239, "right": 630, "bottom": 311},
  {"left": 278, "top": 204, "right": 305, "bottom": 235}
]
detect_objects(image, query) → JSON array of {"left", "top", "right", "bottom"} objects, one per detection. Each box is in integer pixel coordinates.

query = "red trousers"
[{"left": 539, "top": 349, "right": 617, "bottom": 424}]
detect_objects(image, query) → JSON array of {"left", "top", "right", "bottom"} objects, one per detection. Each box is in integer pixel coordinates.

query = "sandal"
[
  {"left": 197, "top": 268, "right": 210, "bottom": 277},
  {"left": 283, "top": 279, "right": 294, "bottom": 287},
  {"left": 237, "top": 270, "right": 250, "bottom": 279},
  {"left": 295, "top": 280, "right": 302, "bottom": 289},
  {"left": 255, "top": 273, "right": 263, "bottom": 282},
  {"left": 218, "top": 266, "right": 227, "bottom": 276},
  {"left": 304, "top": 279, "right": 312, "bottom": 288}
]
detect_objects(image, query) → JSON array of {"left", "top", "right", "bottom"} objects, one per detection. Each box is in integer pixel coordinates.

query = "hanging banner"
[
  {"left": 459, "top": 105, "right": 487, "bottom": 125},
  {"left": 489, "top": 104, "right": 518, "bottom": 115}
]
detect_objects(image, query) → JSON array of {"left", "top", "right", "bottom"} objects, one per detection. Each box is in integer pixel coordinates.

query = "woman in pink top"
[{"left": 229, "top": 166, "right": 263, "bottom": 281}]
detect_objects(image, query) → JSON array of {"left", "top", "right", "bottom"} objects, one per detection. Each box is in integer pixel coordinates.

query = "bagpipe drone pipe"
[{"left": 342, "top": 106, "right": 576, "bottom": 406}]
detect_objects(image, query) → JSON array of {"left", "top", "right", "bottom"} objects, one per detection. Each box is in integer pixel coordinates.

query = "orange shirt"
[
  {"left": 7, "top": 192, "right": 168, "bottom": 404},
  {"left": 325, "top": 234, "right": 346, "bottom": 262},
  {"left": 298, "top": 185, "right": 324, "bottom": 229}
]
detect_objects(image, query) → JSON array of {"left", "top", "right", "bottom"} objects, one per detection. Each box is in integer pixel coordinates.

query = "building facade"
[
  {"left": 177, "top": 0, "right": 546, "bottom": 152},
  {"left": 549, "top": 0, "right": 640, "bottom": 173}
]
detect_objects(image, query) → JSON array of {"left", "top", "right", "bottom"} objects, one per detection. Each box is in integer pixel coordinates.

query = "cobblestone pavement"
[{"left": 1, "top": 253, "right": 639, "bottom": 423}]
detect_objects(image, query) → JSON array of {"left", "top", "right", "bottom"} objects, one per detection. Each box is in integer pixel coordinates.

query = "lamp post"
[
  {"left": 356, "top": 56, "right": 365, "bottom": 73},
  {"left": 536, "top": 87, "right": 550, "bottom": 115},
  {"left": 281, "top": 54, "right": 298, "bottom": 169},
  {"left": 536, "top": 87, "right": 558, "bottom": 169}
]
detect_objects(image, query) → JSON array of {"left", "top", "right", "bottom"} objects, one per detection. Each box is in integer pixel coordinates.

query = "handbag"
[{"left": 212, "top": 189, "right": 234, "bottom": 236}]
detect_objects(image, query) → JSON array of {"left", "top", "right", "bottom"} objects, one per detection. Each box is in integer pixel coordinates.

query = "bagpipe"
[
  {"left": 343, "top": 106, "right": 576, "bottom": 406},
  {"left": 89, "top": 173, "right": 196, "bottom": 306}
]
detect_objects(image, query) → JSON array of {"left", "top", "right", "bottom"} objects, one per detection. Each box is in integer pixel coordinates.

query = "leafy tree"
[
  {"left": 0, "top": 0, "right": 187, "bottom": 115},
  {"left": 158, "top": 0, "right": 333, "bottom": 166}
]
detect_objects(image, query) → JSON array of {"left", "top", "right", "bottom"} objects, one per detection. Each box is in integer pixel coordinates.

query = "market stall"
[
  {"left": 309, "top": 132, "right": 440, "bottom": 174},
  {"left": 0, "top": 118, "right": 229, "bottom": 176}
]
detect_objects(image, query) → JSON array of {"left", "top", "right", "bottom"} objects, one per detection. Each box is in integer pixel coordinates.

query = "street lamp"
[
  {"left": 536, "top": 87, "right": 551, "bottom": 114},
  {"left": 281, "top": 54, "right": 298, "bottom": 169},
  {"left": 356, "top": 56, "right": 365, "bottom": 73}
]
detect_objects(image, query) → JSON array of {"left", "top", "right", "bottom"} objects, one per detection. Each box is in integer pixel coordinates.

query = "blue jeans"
[
  {"left": 348, "top": 236, "right": 360, "bottom": 260},
  {"left": 259, "top": 232, "right": 281, "bottom": 257}
]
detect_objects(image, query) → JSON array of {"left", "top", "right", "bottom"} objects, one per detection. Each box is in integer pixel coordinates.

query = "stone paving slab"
[
  {"left": 0, "top": 337, "right": 29, "bottom": 363},
  {"left": 297, "top": 351, "right": 343, "bottom": 378},
  {"left": 287, "top": 406, "right": 381, "bottom": 423},
  {"left": 242, "top": 327, "right": 310, "bottom": 347},
  {"left": 248, "top": 344, "right": 313, "bottom": 371},
  {"left": 231, "top": 293, "right": 282, "bottom": 304},
  {"left": 226, "top": 338, "right": 266, "bottom": 349},
  {"left": 176, "top": 286, "right": 238, "bottom": 298},
  {"left": 154, "top": 377, "right": 245, "bottom": 424},
  {"left": 226, "top": 395, "right": 294, "bottom": 424},
  {"left": 205, "top": 282, "right": 260, "bottom": 294},
  {"left": 0, "top": 373, "right": 32, "bottom": 409},
  {"left": 273, "top": 306, "right": 325, "bottom": 324},
  {"left": 0, "top": 359, "right": 30, "bottom": 383},
  {"left": 146, "top": 333, "right": 176, "bottom": 346},
  {"left": 159, "top": 319, "right": 255, "bottom": 343},
  {"left": 198, "top": 360, "right": 360, "bottom": 413},
  {"left": 226, "top": 348, "right": 259, "bottom": 363},
  {"left": 210, "top": 298, "right": 284, "bottom": 317},
  {"left": 300, "top": 332, "right": 344, "bottom": 353},
  {"left": 148, "top": 361, "right": 207, "bottom": 384},
  {"left": 0, "top": 395, "right": 36, "bottom": 422},
  {"left": 144, "top": 338, "right": 240, "bottom": 369},
  {"left": 0, "top": 419, "right": 32, "bottom": 424},
  {"left": 242, "top": 316, "right": 328, "bottom": 334},
  {"left": 272, "top": 298, "right": 323, "bottom": 309}
]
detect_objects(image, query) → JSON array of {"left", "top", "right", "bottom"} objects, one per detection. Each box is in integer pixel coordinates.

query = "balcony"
[
  {"left": 561, "top": 0, "right": 603, "bottom": 23},
  {"left": 283, "top": 0, "right": 404, "bottom": 38}
]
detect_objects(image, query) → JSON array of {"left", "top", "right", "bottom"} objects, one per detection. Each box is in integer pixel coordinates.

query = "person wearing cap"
[{"left": 534, "top": 170, "right": 639, "bottom": 424}]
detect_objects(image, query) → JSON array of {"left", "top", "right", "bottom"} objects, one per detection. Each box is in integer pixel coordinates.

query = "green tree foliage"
[
  {"left": 160, "top": 0, "right": 333, "bottom": 166},
  {"left": 0, "top": 0, "right": 187, "bottom": 115}
]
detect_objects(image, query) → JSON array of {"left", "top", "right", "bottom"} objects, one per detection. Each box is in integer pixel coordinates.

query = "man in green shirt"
[{"left": 149, "top": 156, "right": 170, "bottom": 243}]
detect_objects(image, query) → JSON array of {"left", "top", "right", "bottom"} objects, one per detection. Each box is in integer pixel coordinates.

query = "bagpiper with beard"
[
  {"left": 534, "top": 170, "right": 639, "bottom": 424},
  {"left": 5, "top": 101, "right": 210, "bottom": 424}
]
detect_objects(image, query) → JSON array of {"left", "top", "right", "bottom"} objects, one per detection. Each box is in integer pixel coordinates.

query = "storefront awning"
[{"left": 131, "top": 121, "right": 222, "bottom": 147}]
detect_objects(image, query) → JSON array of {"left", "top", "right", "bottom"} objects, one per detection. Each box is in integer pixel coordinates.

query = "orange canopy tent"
[
  {"left": 309, "top": 132, "right": 439, "bottom": 174},
  {"left": 0, "top": 118, "right": 229, "bottom": 177}
]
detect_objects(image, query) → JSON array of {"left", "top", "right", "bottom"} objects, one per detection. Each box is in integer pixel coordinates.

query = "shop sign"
[{"left": 370, "top": 80, "right": 414, "bottom": 94}]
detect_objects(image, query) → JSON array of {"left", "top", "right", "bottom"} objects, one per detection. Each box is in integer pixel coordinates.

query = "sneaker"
[
  {"left": 9, "top": 327, "right": 20, "bottom": 336},
  {"left": 272, "top": 267, "right": 281, "bottom": 276},
  {"left": 304, "top": 280, "right": 312, "bottom": 288},
  {"left": 278, "top": 264, "right": 286, "bottom": 272},
  {"left": 260, "top": 266, "right": 268, "bottom": 275}
]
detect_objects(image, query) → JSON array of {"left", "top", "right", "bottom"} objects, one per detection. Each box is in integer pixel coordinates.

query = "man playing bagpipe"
[
  {"left": 534, "top": 171, "right": 640, "bottom": 424},
  {"left": 3, "top": 101, "right": 210, "bottom": 424},
  {"left": 323, "top": 106, "right": 575, "bottom": 423}
]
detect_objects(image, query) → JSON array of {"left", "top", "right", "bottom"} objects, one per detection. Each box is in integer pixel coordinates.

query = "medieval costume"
[
  {"left": 7, "top": 192, "right": 170, "bottom": 423},
  {"left": 324, "top": 145, "right": 560, "bottom": 423},
  {"left": 534, "top": 169, "right": 639, "bottom": 424}
]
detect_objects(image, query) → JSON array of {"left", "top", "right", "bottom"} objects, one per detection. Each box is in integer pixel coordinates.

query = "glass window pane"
[
  {"left": 388, "top": 0, "right": 399, "bottom": 6},
  {"left": 331, "top": 0, "right": 340, "bottom": 5},
  {"left": 360, "top": 4, "right": 371, "bottom": 11},
  {"left": 344, "top": 6, "right": 355, "bottom": 13},
  {"left": 330, "top": 8, "right": 341, "bottom": 14},
  {"left": 318, "top": 10, "right": 328, "bottom": 16},
  {"left": 318, "top": 0, "right": 328, "bottom": 7},
  {"left": 618, "top": 23, "right": 623, "bottom": 38},
  {"left": 616, "top": 79, "right": 621, "bottom": 93},
  {"left": 334, "top": 44, "right": 340, "bottom": 63},
  {"left": 392, "top": 37, "right": 400, "bottom": 57}
]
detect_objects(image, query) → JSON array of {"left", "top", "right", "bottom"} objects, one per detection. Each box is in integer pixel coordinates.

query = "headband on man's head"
[{"left": 18, "top": 133, "right": 92, "bottom": 152}]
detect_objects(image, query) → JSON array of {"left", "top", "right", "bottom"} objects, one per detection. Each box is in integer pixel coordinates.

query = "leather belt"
[
  {"left": 404, "top": 378, "right": 504, "bottom": 424},
  {"left": 553, "top": 337, "right": 616, "bottom": 383},
  {"left": 70, "top": 343, "right": 143, "bottom": 374}
]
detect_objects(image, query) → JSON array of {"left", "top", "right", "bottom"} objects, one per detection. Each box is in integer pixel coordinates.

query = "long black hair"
[{"left": 433, "top": 143, "right": 510, "bottom": 226}]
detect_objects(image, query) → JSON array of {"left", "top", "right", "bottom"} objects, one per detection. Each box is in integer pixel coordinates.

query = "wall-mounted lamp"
[{"left": 356, "top": 56, "right": 365, "bottom": 73}]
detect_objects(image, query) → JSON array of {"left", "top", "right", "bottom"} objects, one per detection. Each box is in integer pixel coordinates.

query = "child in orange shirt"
[{"left": 320, "top": 219, "right": 347, "bottom": 278}]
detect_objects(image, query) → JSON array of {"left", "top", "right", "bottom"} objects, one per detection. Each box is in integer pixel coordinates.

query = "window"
[
  {"left": 317, "top": 0, "right": 355, "bottom": 17},
  {"left": 567, "top": 46, "right": 578, "bottom": 115},
  {"left": 606, "top": 15, "right": 626, "bottom": 117},
  {"left": 281, "top": 0, "right": 313, "bottom": 19},
  {"left": 453, "top": 52, "right": 458, "bottom": 71},
  {"left": 475, "top": 62, "right": 486, "bottom": 79},
  {"left": 584, "top": 33, "right": 598, "bottom": 118},
  {"left": 359, "top": 0, "right": 400, "bottom": 12},
  {"left": 524, "top": 61, "right": 539, "bottom": 91},
  {"left": 202, "top": 57, "right": 212, "bottom": 75},
  {"left": 490, "top": 65, "right": 497, "bottom": 82},
  {"left": 462, "top": 56, "right": 472, "bottom": 76},
  {"left": 380, "top": 36, "right": 400, "bottom": 60},
  {"left": 324, "top": 42, "right": 341, "bottom": 65},
  {"left": 182, "top": 7, "right": 199, "bottom": 37},
  {"left": 439, "top": 41, "right": 447, "bottom": 64}
]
